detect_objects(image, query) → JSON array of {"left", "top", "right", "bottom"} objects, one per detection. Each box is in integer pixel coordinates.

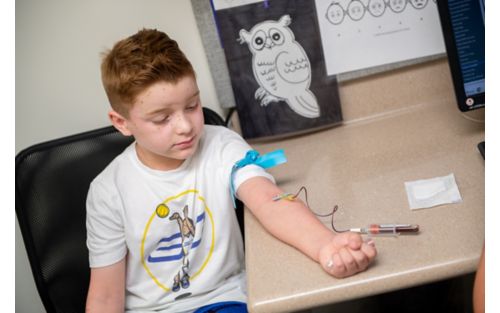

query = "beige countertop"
[{"left": 244, "top": 97, "right": 485, "bottom": 313}]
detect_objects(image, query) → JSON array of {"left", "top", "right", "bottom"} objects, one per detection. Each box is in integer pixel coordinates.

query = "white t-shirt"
[{"left": 86, "top": 125, "right": 274, "bottom": 313}]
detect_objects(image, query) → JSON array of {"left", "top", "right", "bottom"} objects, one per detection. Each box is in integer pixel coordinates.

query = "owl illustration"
[{"left": 238, "top": 15, "right": 320, "bottom": 118}]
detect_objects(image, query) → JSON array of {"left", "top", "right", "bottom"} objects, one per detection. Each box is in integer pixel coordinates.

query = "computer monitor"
[{"left": 437, "top": 0, "right": 485, "bottom": 112}]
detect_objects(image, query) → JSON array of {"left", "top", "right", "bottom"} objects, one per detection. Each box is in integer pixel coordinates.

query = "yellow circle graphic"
[{"left": 141, "top": 190, "right": 215, "bottom": 292}]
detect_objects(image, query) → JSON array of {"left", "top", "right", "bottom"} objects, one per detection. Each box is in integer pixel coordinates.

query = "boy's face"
[{"left": 110, "top": 75, "right": 205, "bottom": 170}]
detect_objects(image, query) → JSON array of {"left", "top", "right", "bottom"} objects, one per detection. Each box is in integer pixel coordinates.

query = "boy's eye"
[
  {"left": 186, "top": 102, "right": 199, "bottom": 111},
  {"left": 152, "top": 116, "right": 170, "bottom": 124}
]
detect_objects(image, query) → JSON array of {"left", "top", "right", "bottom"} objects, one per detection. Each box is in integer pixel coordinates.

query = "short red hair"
[{"left": 101, "top": 28, "right": 195, "bottom": 116}]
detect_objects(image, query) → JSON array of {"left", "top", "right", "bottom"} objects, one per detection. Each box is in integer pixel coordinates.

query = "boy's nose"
[{"left": 174, "top": 113, "right": 193, "bottom": 134}]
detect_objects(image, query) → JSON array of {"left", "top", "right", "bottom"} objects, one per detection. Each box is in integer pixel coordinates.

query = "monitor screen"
[{"left": 437, "top": 0, "right": 485, "bottom": 112}]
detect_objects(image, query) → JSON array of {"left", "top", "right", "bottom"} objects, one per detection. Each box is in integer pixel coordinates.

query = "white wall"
[{"left": 16, "top": 1, "right": 222, "bottom": 312}]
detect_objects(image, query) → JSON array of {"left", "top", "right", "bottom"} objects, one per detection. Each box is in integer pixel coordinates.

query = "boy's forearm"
[
  {"left": 86, "top": 260, "right": 126, "bottom": 313},
  {"left": 86, "top": 296, "right": 124, "bottom": 313},
  {"left": 257, "top": 198, "right": 336, "bottom": 261},
  {"left": 238, "top": 177, "right": 335, "bottom": 262}
]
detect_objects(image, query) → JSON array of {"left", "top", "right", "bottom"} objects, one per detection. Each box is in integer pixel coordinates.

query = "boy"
[{"left": 86, "top": 28, "right": 376, "bottom": 313}]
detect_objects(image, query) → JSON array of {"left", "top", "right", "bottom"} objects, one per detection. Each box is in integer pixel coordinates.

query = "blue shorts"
[{"left": 194, "top": 301, "right": 248, "bottom": 313}]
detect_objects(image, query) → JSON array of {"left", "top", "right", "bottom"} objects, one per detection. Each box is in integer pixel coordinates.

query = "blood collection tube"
[{"left": 350, "top": 224, "right": 419, "bottom": 235}]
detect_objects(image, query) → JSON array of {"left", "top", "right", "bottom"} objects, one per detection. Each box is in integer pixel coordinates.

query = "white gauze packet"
[{"left": 405, "top": 173, "right": 462, "bottom": 210}]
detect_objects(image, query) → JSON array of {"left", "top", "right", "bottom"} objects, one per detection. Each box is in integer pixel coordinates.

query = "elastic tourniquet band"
[{"left": 230, "top": 149, "right": 287, "bottom": 207}]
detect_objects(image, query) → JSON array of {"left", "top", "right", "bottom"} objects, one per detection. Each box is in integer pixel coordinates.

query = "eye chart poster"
[
  {"left": 211, "top": 0, "right": 343, "bottom": 140},
  {"left": 315, "top": 0, "right": 446, "bottom": 75}
]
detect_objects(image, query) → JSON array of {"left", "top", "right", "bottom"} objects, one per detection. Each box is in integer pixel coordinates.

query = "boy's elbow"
[{"left": 237, "top": 176, "right": 282, "bottom": 213}]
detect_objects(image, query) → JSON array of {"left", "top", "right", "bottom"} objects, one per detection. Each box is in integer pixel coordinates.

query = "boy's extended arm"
[
  {"left": 237, "top": 176, "right": 377, "bottom": 278},
  {"left": 86, "top": 258, "right": 126, "bottom": 313}
]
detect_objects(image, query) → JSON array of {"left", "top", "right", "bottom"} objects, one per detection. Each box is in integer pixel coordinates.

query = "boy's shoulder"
[
  {"left": 203, "top": 124, "right": 231, "bottom": 136},
  {"left": 199, "top": 125, "right": 246, "bottom": 154},
  {"left": 90, "top": 142, "right": 134, "bottom": 186},
  {"left": 203, "top": 124, "right": 242, "bottom": 143}
]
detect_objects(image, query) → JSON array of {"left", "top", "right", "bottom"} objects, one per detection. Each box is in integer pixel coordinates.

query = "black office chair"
[{"left": 15, "top": 107, "right": 243, "bottom": 313}]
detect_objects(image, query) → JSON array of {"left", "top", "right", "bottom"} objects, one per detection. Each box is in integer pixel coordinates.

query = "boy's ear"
[{"left": 108, "top": 110, "right": 133, "bottom": 136}]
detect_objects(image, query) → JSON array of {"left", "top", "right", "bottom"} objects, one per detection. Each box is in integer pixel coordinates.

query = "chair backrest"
[{"left": 15, "top": 107, "right": 232, "bottom": 313}]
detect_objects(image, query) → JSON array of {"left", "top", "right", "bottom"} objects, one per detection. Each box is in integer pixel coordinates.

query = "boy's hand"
[{"left": 318, "top": 232, "right": 377, "bottom": 278}]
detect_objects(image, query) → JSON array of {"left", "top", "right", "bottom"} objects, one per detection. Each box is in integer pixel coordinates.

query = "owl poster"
[{"left": 212, "top": 0, "right": 343, "bottom": 139}]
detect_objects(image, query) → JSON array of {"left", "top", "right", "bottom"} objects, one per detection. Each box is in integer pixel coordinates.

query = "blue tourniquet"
[
  {"left": 230, "top": 149, "right": 287, "bottom": 207},
  {"left": 194, "top": 301, "right": 248, "bottom": 313}
]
